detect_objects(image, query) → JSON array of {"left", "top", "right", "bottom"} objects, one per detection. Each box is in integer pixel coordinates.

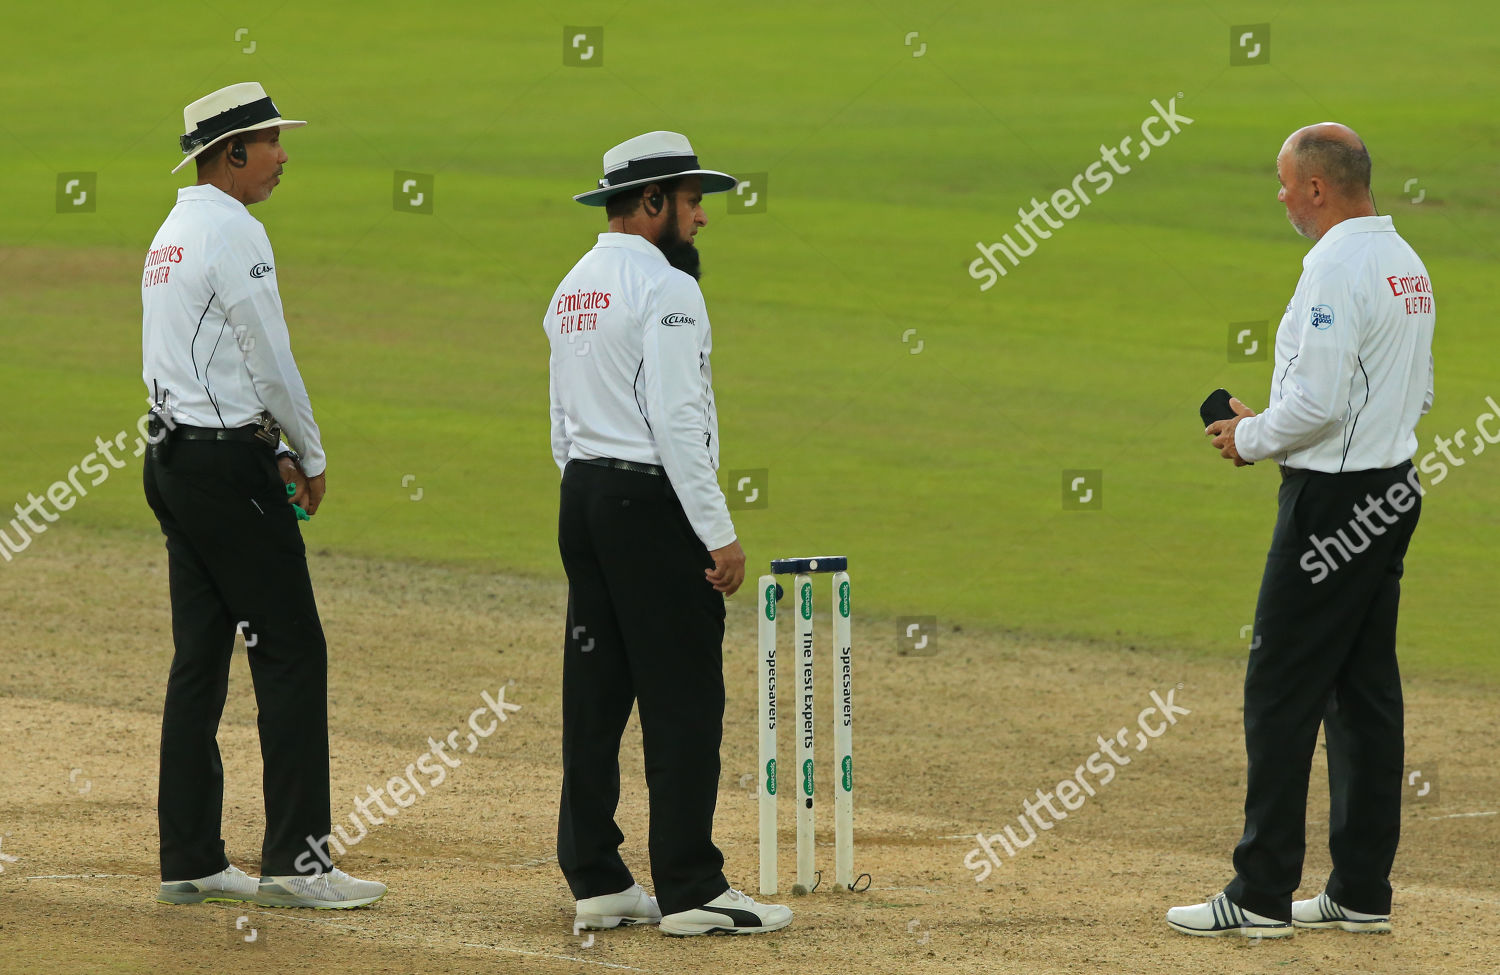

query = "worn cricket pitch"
[{"left": 2, "top": 524, "right": 1497, "bottom": 974}]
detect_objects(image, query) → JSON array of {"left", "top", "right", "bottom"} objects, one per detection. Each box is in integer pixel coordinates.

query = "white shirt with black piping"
[
  {"left": 1236, "top": 215, "right": 1435, "bottom": 473},
  {"left": 544, "top": 232, "right": 735, "bottom": 551},
  {"left": 140, "top": 184, "right": 326, "bottom": 476}
]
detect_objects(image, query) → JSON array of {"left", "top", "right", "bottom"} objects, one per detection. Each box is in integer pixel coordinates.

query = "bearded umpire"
[
  {"left": 143, "top": 82, "right": 382, "bottom": 909},
  {"left": 1168, "top": 123, "right": 1434, "bottom": 937},
  {"left": 546, "top": 131, "right": 792, "bottom": 937}
]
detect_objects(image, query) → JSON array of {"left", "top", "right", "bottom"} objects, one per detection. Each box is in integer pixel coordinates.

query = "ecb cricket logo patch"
[
  {"left": 661, "top": 313, "right": 695, "bottom": 327},
  {"left": 250, "top": 262, "right": 274, "bottom": 279},
  {"left": 1310, "top": 304, "right": 1334, "bottom": 330}
]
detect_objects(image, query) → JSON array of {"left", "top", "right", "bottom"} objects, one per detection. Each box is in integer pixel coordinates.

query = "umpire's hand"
[
  {"left": 1206, "top": 397, "right": 1257, "bottom": 467},
  {"left": 706, "top": 539, "right": 746, "bottom": 595},
  {"left": 279, "top": 456, "right": 327, "bottom": 516}
]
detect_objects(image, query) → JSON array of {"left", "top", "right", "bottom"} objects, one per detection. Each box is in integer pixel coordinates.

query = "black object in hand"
[
  {"left": 1199, "top": 388, "right": 1253, "bottom": 465},
  {"left": 1200, "top": 388, "right": 1238, "bottom": 426}
]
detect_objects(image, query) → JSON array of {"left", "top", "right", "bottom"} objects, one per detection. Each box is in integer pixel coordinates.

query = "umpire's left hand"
[
  {"left": 279, "top": 455, "right": 313, "bottom": 512},
  {"left": 706, "top": 539, "right": 746, "bottom": 595}
]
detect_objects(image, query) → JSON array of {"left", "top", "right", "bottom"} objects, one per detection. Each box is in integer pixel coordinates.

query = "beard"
[
  {"left": 1287, "top": 208, "right": 1318, "bottom": 241},
  {"left": 655, "top": 208, "right": 702, "bottom": 280}
]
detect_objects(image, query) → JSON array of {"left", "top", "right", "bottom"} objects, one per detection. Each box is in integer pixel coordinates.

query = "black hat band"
[
  {"left": 596, "top": 154, "right": 699, "bottom": 190},
  {"left": 180, "top": 96, "right": 280, "bottom": 154}
]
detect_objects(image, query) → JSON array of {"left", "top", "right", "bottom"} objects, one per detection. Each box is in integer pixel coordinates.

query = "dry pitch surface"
[{"left": 2, "top": 524, "right": 1497, "bottom": 974}]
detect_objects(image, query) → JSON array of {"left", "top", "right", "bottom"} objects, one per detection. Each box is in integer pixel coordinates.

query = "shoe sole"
[
  {"left": 1293, "top": 919, "right": 1391, "bottom": 934},
  {"left": 156, "top": 893, "right": 254, "bottom": 905},
  {"left": 252, "top": 892, "right": 386, "bottom": 910},
  {"left": 575, "top": 914, "right": 660, "bottom": 930},
  {"left": 1167, "top": 920, "right": 1294, "bottom": 939},
  {"left": 660, "top": 916, "right": 793, "bottom": 937}
]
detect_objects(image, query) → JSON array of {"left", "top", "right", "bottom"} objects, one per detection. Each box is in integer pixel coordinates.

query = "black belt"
[
  {"left": 1281, "top": 461, "right": 1411, "bottom": 480},
  {"left": 576, "top": 457, "right": 665, "bottom": 476},
  {"left": 172, "top": 423, "right": 275, "bottom": 446}
]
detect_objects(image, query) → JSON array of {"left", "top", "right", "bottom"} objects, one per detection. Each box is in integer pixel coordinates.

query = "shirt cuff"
[
  {"left": 1235, "top": 416, "right": 1267, "bottom": 462},
  {"left": 701, "top": 529, "right": 737, "bottom": 552}
]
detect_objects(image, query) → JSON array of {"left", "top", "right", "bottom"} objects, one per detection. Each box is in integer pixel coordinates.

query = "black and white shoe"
[
  {"left": 1166, "top": 892, "right": 1294, "bottom": 938},
  {"left": 659, "top": 887, "right": 792, "bottom": 936},
  {"left": 1292, "top": 892, "right": 1391, "bottom": 933},
  {"left": 575, "top": 883, "right": 661, "bottom": 930}
]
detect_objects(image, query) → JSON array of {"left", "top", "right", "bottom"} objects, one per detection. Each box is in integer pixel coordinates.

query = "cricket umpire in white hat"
[
  {"left": 143, "top": 82, "right": 383, "bottom": 909},
  {"left": 545, "top": 131, "right": 792, "bottom": 936}
]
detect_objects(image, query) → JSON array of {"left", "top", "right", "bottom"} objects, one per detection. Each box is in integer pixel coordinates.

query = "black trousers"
[
  {"left": 1225, "top": 462, "right": 1420, "bottom": 920},
  {"left": 555, "top": 461, "right": 729, "bottom": 916},
  {"left": 143, "top": 439, "right": 330, "bottom": 880}
]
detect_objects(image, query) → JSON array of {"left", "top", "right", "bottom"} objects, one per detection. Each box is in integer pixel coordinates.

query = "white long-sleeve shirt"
[
  {"left": 1236, "top": 215, "right": 1435, "bottom": 472},
  {"left": 141, "top": 184, "right": 326, "bottom": 476},
  {"left": 545, "top": 232, "right": 735, "bottom": 551}
]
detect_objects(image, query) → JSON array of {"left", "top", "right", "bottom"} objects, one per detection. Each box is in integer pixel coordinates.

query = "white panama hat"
[
  {"left": 172, "top": 82, "right": 306, "bottom": 174},
  {"left": 574, "top": 130, "right": 736, "bottom": 206}
]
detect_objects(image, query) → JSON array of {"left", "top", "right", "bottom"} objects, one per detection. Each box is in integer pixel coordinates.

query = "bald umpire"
[
  {"left": 1168, "top": 123, "right": 1434, "bottom": 938},
  {"left": 144, "top": 82, "right": 382, "bottom": 909},
  {"left": 545, "top": 131, "right": 792, "bottom": 937}
]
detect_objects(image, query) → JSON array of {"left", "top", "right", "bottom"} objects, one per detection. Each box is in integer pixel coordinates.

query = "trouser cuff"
[
  {"left": 1223, "top": 879, "right": 1291, "bottom": 922},
  {"left": 1326, "top": 875, "right": 1393, "bottom": 915},
  {"left": 657, "top": 876, "right": 730, "bottom": 917}
]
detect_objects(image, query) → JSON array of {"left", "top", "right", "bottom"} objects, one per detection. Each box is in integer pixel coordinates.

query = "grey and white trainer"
[
  {"left": 253, "top": 867, "right": 386, "bottom": 909},
  {"left": 157, "top": 864, "right": 260, "bottom": 905}
]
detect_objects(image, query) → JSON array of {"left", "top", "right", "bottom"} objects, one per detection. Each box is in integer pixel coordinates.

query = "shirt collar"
[
  {"left": 1303, "top": 214, "right": 1394, "bottom": 268},
  {"left": 177, "top": 183, "right": 248, "bottom": 214},
  {"left": 594, "top": 232, "right": 666, "bottom": 264}
]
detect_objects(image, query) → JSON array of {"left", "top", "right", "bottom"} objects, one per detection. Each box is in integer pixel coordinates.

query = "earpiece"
[
  {"left": 228, "top": 139, "right": 247, "bottom": 167},
  {"left": 645, "top": 190, "right": 664, "bottom": 215}
]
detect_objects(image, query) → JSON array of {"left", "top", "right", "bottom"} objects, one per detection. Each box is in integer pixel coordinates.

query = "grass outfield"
[{"left": 2, "top": 2, "right": 1497, "bottom": 678}]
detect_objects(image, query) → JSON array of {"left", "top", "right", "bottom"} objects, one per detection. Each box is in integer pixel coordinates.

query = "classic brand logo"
[
  {"left": 661, "top": 313, "right": 695, "bottom": 327},
  {"left": 250, "top": 262, "right": 274, "bottom": 279},
  {"left": 1310, "top": 304, "right": 1334, "bottom": 330}
]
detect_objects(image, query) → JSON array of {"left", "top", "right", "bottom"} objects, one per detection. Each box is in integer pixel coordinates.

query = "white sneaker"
[
  {"left": 254, "top": 867, "right": 386, "bottom": 909},
  {"left": 157, "top": 864, "right": 260, "bottom": 904},
  {"left": 1292, "top": 892, "right": 1391, "bottom": 933},
  {"left": 575, "top": 883, "right": 662, "bottom": 930},
  {"left": 659, "top": 887, "right": 792, "bottom": 937},
  {"left": 1166, "top": 892, "right": 1294, "bottom": 938}
]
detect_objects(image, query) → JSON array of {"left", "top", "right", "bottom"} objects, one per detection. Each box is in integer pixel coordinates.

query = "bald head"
[
  {"left": 1286, "top": 123, "right": 1371, "bottom": 200},
  {"left": 1275, "top": 122, "right": 1377, "bottom": 240}
]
